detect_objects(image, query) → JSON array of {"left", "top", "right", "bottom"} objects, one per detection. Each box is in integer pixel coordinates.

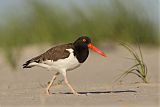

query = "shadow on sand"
[{"left": 52, "top": 90, "right": 137, "bottom": 95}]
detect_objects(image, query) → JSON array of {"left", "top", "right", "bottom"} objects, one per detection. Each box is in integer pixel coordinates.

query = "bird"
[{"left": 23, "top": 36, "right": 106, "bottom": 95}]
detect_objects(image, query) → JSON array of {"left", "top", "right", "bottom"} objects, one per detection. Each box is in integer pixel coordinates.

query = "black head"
[
  {"left": 73, "top": 36, "right": 91, "bottom": 47},
  {"left": 73, "top": 36, "right": 91, "bottom": 63},
  {"left": 73, "top": 36, "right": 106, "bottom": 63}
]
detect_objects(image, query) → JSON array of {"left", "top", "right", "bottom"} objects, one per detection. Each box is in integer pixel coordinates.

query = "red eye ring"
[{"left": 83, "top": 39, "right": 86, "bottom": 42}]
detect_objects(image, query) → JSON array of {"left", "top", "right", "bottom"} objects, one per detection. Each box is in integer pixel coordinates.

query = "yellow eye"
[{"left": 82, "top": 39, "right": 86, "bottom": 42}]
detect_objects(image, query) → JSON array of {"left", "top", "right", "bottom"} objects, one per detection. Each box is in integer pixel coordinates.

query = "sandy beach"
[{"left": 0, "top": 45, "right": 159, "bottom": 107}]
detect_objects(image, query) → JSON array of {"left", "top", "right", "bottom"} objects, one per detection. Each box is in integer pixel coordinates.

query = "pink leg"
[
  {"left": 46, "top": 72, "right": 59, "bottom": 95},
  {"left": 62, "top": 70, "right": 80, "bottom": 96}
]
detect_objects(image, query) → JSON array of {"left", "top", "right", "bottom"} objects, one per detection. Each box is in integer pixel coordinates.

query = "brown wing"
[{"left": 23, "top": 43, "right": 74, "bottom": 68}]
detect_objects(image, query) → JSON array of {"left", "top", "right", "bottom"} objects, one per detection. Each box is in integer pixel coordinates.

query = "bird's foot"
[
  {"left": 73, "top": 92, "right": 83, "bottom": 96},
  {"left": 45, "top": 89, "right": 52, "bottom": 96},
  {"left": 74, "top": 93, "right": 81, "bottom": 96},
  {"left": 74, "top": 92, "right": 88, "bottom": 96}
]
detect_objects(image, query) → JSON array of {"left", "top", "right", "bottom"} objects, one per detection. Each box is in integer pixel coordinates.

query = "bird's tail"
[
  {"left": 23, "top": 60, "right": 33, "bottom": 68},
  {"left": 23, "top": 55, "right": 42, "bottom": 68}
]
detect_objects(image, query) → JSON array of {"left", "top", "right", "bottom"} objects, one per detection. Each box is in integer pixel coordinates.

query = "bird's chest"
[{"left": 74, "top": 46, "right": 89, "bottom": 63}]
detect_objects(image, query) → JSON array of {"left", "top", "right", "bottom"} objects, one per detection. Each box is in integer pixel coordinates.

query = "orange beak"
[{"left": 88, "top": 43, "right": 107, "bottom": 57}]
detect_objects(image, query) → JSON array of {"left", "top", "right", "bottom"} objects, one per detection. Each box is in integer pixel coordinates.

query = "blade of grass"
[
  {"left": 120, "top": 42, "right": 140, "bottom": 62},
  {"left": 114, "top": 65, "right": 140, "bottom": 83},
  {"left": 130, "top": 71, "right": 143, "bottom": 78}
]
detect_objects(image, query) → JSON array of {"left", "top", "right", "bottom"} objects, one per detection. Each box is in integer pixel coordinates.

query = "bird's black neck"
[{"left": 73, "top": 44, "right": 89, "bottom": 63}]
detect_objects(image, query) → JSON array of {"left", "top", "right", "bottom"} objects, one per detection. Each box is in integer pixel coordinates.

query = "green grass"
[
  {"left": 115, "top": 42, "right": 148, "bottom": 83},
  {"left": 0, "top": 0, "right": 159, "bottom": 68}
]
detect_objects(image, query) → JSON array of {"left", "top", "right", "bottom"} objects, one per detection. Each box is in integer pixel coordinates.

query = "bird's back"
[{"left": 23, "top": 43, "right": 74, "bottom": 68}]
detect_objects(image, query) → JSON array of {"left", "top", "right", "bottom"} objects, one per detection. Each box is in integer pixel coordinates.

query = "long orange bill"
[{"left": 88, "top": 43, "right": 107, "bottom": 57}]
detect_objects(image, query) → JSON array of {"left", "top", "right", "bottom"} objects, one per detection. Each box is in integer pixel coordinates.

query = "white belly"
[{"left": 35, "top": 49, "right": 81, "bottom": 72}]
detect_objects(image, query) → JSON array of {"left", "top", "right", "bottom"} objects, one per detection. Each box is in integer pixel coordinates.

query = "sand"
[{"left": 0, "top": 45, "right": 159, "bottom": 107}]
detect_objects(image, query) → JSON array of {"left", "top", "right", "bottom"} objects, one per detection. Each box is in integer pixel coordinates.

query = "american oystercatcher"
[{"left": 23, "top": 36, "right": 106, "bottom": 95}]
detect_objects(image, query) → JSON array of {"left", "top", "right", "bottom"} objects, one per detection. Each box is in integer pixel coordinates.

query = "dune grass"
[{"left": 115, "top": 42, "right": 148, "bottom": 83}]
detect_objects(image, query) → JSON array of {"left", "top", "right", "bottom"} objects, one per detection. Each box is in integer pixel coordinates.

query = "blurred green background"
[{"left": 0, "top": 0, "right": 159, "bottom": 68}]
